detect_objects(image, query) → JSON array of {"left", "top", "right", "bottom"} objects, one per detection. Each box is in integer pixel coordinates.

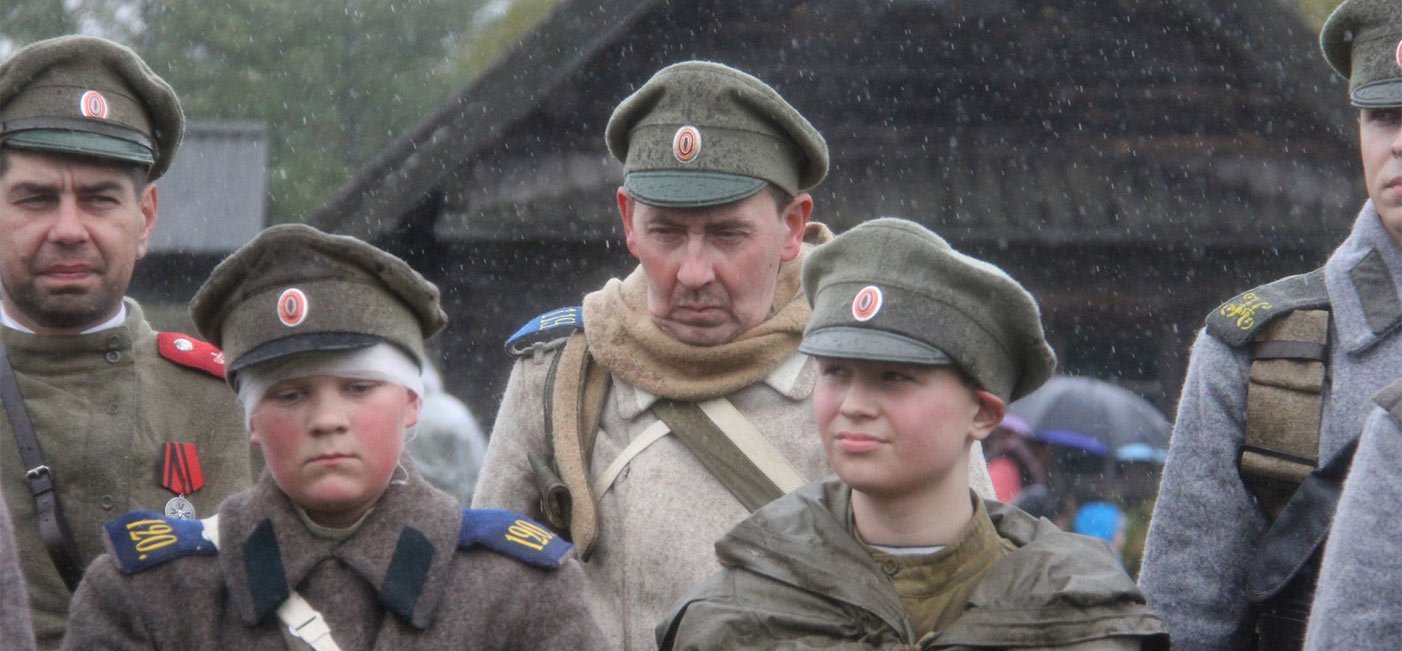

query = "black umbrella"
[{"left": 1007, "top": 376, "right": 1170, "bottom": 460}]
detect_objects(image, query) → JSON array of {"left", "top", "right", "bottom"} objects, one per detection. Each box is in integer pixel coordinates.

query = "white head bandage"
[{"left": 236, "top": 343, "right": 424, "bottom": 427}]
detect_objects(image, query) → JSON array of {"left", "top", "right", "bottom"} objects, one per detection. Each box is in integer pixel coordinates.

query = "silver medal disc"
[{"left": 164, "top": 496, "right": 196, "bottom": 520}]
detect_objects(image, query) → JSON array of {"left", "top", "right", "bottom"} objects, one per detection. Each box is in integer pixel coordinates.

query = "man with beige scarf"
[{"left": 473, "top": 61, "right": 994, "bottom": 650}]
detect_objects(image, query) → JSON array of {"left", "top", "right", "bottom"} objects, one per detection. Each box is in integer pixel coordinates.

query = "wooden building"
[
  {"left": 132, "top": 120, "right": 268, "bottom": 330},
  {"left": 310, "top": 0, "right": 1356, "bottom": 423}
]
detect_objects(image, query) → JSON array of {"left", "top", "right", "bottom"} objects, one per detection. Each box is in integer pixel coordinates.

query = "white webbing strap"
[
  {"left": 592, "top": 420, "right": 671, "bottom": 499},
  {"left": 277, "top": 594, "right": 343, "bottom": 651},
  {"left": 695, "top": 397, "right": 805, "bottom": 494},
  {"left": 200, "top": 515, "right": 343, "bottom": 651},
  {"left": 591, "top": 396, "right": 806, "bottom": 501}
]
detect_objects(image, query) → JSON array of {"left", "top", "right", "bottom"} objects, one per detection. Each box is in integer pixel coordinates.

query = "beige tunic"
[
  {"left": 475, "top": 342, "right": 995, "bottom": 650},
  {"left": 63, "top": 470, "right": 605, "bottom": 650},
  {"left": 0, "top": 300, "right": 255, "bottom": 649}
]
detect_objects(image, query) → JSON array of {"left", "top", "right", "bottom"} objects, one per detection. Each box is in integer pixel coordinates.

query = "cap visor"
[
  {"left": 228, "top": 333, "right": 384, "bottom": 373},
  {"left": 3, "top": 129, "right": 154, "bottom": 166},
  {"left": 625, "top": 171, "right": 766, "bottom": 208},
  {"left": 799, "top": 326, "right": 955, "bottom": 365},
  {"left": 1352, "top": 78, "right": 1402, "bottom": 108}
]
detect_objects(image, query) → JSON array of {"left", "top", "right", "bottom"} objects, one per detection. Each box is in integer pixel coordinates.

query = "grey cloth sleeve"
[
  {"left": 472, "top": 354, "right": 552, "bottom": 513},
  {"left": 1138, "top": 328, "right": 1264, "bottom": 649},
  {"left": 1303, "top": 405, "right": 1402, "bottom": 649}
]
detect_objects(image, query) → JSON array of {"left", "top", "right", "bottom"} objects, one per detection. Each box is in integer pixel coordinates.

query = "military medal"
[{"left": 159, "top": 442, "right": 205, "bottom": 520}]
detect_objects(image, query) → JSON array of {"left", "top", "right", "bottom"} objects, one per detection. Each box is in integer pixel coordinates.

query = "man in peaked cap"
[
  {"left": 473, "top": 61, "right": 996, "bottom": 649},
  {"left": 61, "top": 224, "right": 606, "bottom": 650},
  {"left": 659, "top": 218, "right": 1166, "bottom": 649},
  {"left": 0, "top": 35, "right": 255, "bottom": 648},
  {"left": 1140, "top": 2, "right": 1402, "bottom": 649}
]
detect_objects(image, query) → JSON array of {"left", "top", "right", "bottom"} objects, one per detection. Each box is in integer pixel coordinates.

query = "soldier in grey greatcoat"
[
  {"left": 1302, "top": 6, "right": 1402, "bottom": 647},
  {"left": 472, "top": 61, "right": 996, "bottom": 650},
  {"left": 1139, "top": 1, "right": 1402, "bottom": 648},
  {"left": 63, "top": 224, "right": 605, "bottom": 649},
  {"left": 0, "top": 36, "right": 254, "bottom": 648}
]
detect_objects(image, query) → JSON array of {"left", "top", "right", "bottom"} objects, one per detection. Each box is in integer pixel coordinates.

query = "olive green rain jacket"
[{"left": 658, "top": 479, "right": 1168, "bottom": 650}]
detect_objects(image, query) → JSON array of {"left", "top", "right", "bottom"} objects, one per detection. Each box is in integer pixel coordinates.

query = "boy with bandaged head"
[{"left": 63, "top": 224, "right": 603, "bottom": 649}]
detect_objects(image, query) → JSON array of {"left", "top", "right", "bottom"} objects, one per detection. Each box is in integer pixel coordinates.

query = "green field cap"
[
  {"left": 800, "top": 218, "right": 1056, "bottom": 402},
  {"left": 190, "top": 224, "right": 447, "bottom": 383},
  {"left": 606, "top": 61, "right": 828, "bottom": 208},
  {"left": 0, "top": 35, "right": 183, "bottom": 179},
  {"left": 1321, "top": 0, "right": 1402, "bottom": 108}
]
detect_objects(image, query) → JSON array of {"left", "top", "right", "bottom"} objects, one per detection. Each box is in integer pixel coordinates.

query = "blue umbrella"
[{"left": 1008, "top": 376, "right": 1170, "bottom": 460}]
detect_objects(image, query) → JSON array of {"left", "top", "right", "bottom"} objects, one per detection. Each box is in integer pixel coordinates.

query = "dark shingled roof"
[{"left": 311, "top": 0, "right": 1354, "bottom": 250}]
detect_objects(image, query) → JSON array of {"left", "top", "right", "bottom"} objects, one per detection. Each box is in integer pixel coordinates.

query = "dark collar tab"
[
  {"left": 242, "top": 519, "right": 289, "bottom": 623},
  {"left": 379, "top": 527, "right": 435, "bottom": 625}
]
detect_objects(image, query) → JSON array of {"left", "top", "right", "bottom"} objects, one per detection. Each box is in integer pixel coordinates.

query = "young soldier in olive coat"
[
  {"left": 0, "top": 36, "right": 254, "bottom": 649},
  {"left": 659, "top": 218, "right": 1167, "bottom": 649},
  {"left": 62, "top": 225, "right": 604, "bottom": 650}
]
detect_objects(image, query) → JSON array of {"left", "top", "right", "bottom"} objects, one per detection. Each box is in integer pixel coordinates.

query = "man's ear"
[
  {"left": 779, "top": 192, "right": 813, "bottom": 262},
  {"left": 617, "top": 187, "right": 640, "bottom": 259},
  {"left": 969, "top": 389, "right": 1007, "bottom": 442},
  {"left": 135, "top": 183, "right": 158, "bottom": 259}
]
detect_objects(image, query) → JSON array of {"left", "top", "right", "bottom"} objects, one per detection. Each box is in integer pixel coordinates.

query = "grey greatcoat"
[
  {"left": 0, "top": 494, "right": 36, "bottom": 650},
  {"left": 1139, "top": 202, "right": 1402, "bottom": 648},
  {"left": 63, "top": 469, "right": 605, "bottom": 650},
  {"left": 659, "top": 479, "right": 1167, "bottom": 650},
  {"left": 1303, "top": 386, "right": 1402, "bottom": 649},
  {"left": 0, "top": 300, "right": 255, "bottom": 649},
  {"left": 476, "top": 347, "right": 829, "bottom": 650}
]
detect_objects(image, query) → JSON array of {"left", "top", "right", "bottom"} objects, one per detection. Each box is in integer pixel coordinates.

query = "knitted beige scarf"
[{"left": 583, "top": 223, "right": 833, "bottom": 401}]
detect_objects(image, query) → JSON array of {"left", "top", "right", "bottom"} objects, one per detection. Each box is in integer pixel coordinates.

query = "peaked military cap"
[
  {"left": 800, "top": 218, "right": 1056, "bottom": 402},
  {"left": 190, "top": 224, "right": 447, "bottom": 380},
  {"left": 0, "top": 35, "right": 184, "bottom": 179},
  {"left": 1321, "top": 0, "right": 1402, "bottom": 108},
  {"left": 606, "top": 61, "right": 828, "bottom": 208}
]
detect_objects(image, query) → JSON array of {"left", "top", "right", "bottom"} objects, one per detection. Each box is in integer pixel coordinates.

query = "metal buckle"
[{"left": 25, "top": 465, "right": 49, "bottom": 480}]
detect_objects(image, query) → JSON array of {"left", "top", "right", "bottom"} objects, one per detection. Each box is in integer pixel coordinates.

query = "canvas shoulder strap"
[
  {"left": 651, "top": 398, "right": 806, "bottom": 512},
  {"left": 0, "top": 337, "right": 84, "bottom": 591},
  {"left": 1240, "top": 308, "right": 1330, "bottom": 519},
  {"left": 536, "top": 331, "right": 608, "bottom": 560}
]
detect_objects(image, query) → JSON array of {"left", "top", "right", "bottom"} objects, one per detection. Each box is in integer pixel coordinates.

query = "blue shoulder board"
[
  {"left": 460, "top": 509, "right": 572, "bottom": 569},
  {"left": 504, "top": 307, "right": 582, "bottom": 355},
  {"left": 104, "top": 511, "right": 217, "bottom": 575}
]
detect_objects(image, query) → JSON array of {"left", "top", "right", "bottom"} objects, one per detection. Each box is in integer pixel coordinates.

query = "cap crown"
[
  {"left": 1321, "top": 0, "right": 1402, "bottom": 107},
  {"left": 801, "top": 218, "right": 1055, "bottom": 401},
  {"left": 190, "top": 224, "right": 447, "bottom": 377},
  {"left": 0, "top": 35, "right": 184, "bottom": 178},
  {"left": 605, "top": 61, "right": 828, "bottom": 207}
]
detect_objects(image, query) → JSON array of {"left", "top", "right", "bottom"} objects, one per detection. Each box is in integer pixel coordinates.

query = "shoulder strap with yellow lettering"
[
  {"left": 460, "top": 508, "right": 573, "bottom": 569},
  {"left": 104, "top": 511, "right": 218, "bottom": 574}
]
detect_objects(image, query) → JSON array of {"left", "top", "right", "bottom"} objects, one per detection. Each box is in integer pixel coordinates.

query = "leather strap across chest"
[{"left": 0, "top": 337, "right": 83, "bottom": 591}]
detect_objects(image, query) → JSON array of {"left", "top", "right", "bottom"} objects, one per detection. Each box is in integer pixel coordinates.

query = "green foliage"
[
  {"left": 3, "top": 0, "right": 497, "bottom": 224},
  {"left": 455, "top": 0, "right": 564, "bottom": 73},
  {"left": 1295, "top": 0, "right": 1345, "bottom": 27}
]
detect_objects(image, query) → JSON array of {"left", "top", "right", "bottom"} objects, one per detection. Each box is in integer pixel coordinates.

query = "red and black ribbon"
[{"left": 160, "top": 442, "right": 205, "bottom": 496}]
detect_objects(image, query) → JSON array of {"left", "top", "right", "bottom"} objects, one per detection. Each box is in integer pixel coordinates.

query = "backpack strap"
[
  {"left": 539, "top": 332, "right": 609, "bottom": 560},
  {"left": 1204, "top": 268, "right": 1330, "bottom": 520},
  {"left": 1240, "top": 308, "right": 1331, "bottom": 519}
]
